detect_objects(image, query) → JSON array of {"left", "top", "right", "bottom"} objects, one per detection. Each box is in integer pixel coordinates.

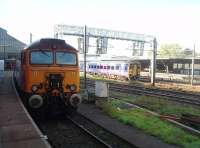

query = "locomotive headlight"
[
  {"left": 69, "top": 84, "right": 77, "bottom": 91},
  {"left": 31, "top": 83, "right": 43, "bottom": 92},
  {"left": 31, "top": 85, "right": 38, "bottom": 92}
]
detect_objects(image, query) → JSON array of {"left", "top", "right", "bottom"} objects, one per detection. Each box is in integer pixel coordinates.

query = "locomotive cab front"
[
  {"left": 19, "top": 39, "right": 81, "bottom": 113},
  {"left": 128, "top": 61, "right": 141, "bottom": 80}
]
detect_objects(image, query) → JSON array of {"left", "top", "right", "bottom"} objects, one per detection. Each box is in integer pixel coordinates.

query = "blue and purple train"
[{"left": 80, "top": 58, "right": 141, "bottom": 80}]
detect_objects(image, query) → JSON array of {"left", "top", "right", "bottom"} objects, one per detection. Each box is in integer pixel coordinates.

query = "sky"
[{"left": 1, "top": 0, "right": 200, "bottom": 50}]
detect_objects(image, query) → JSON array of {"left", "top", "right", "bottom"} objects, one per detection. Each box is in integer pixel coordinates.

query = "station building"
[
  {"left": 0, "top": 27, "right": 26, "bottom": 69},
  {"left": 0, "top": 27, "right": 26, "bottom": 60}
]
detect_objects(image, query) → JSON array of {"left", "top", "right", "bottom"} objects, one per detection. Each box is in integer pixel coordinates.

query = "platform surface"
[{"left": 0, "top": 71, "right": 51, "bottom": 148}]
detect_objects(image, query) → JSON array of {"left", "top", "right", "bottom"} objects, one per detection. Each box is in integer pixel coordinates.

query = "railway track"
[
  {"left": 14, "top": 75, "right": 136, "bottom": 148},
  {"left": 66, "top": 115, "right": 113, "bottom": 148},
  {"left": 109, "top": 84, "right": 200, "bottom": 106},
  {"left": 109, "top": 96, "right": 200, "bottom": 137},
  {"left": 67, "top": 113, "right": 137, "bottom": 148},
  {"left": 81, "top": 79, "right": 200, "bottom": 106},
  {"left": 81, "top": 79, "right": 200, "bottom": 135},
  {"left": 36, "top": 117, "right": 110, "bottom": 148},
  {"left": 35, "top": 114, "right": 137, "bottom": 148},
  {"left": 139, "top": 75, "right": 200, "bottom": 85}
]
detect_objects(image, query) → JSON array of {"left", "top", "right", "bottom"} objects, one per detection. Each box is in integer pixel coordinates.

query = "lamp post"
[
  {"left": 191, "top": 44, "right": 195, "bottom": 85},
  {"left": 83, "top": 25, "right": 89, "bottom": 100},
  {"left": 151, "top": 38, "right": 157, "bottom": 86},
  {"left": 84, "top": 25, "right": 87, "bottom": 89}
]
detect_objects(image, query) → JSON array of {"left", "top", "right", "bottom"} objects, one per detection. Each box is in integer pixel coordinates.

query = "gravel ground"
[
  {"left": 71, "top": 113, "right": 137, "bottom": 148},
  {"left": 37, "top": 118, "right": 108, "bottom": 148}
]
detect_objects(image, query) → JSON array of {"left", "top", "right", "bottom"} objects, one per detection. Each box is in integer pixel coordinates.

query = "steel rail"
[
  {"left": 81, "top": 79, "right": 200, "bottom": 106},
  {"left": 66, "top": 115, "right": 113, "bottom": 148},
  {"left": 110, "top": 96, "right": 200, "bottom": 137},
  {"left": 109, "top": 85, "right": 200, "bottom": 106}
]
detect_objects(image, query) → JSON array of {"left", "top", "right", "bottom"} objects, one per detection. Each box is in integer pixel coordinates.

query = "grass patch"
[
  {"left": 130, "top": 95, "right": 200, "bottom": 117},
  {"left": 101, "top": 100, "right": 200, "bottom": 148},
  {"left": 110, "top": 91, "right": 200, "bottom": 117}
]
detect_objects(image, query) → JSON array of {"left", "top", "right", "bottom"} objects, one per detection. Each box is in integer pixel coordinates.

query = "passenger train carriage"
[
  {"left": 15, "top": 38, "right": 81, "bottom": 115},
  {"left": 80, "top": 58, "right": 141, "bottom": 80}
]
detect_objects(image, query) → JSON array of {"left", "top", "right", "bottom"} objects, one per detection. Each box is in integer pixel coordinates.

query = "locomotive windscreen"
[{"left": 56, "top": 51, "right": 77, "bottom": 65}]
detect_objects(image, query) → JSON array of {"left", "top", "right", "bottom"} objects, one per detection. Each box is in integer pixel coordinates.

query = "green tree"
[{"left": 157, "top": 44, "right": 185, "bottom": 58}]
